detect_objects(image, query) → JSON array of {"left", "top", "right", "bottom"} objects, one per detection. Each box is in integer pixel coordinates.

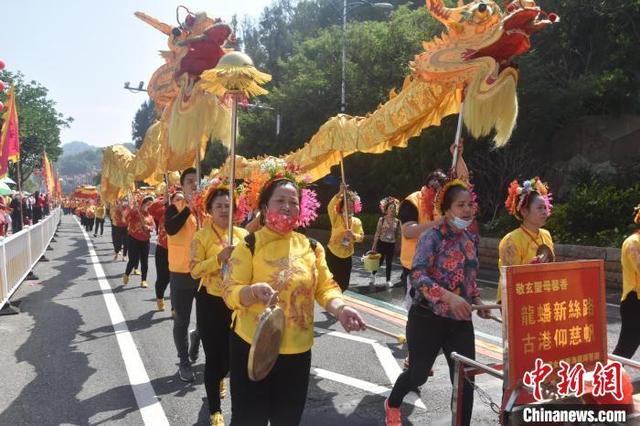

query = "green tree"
[
  {"left": 131, "top": 99, "right": 156, "bottom": 149},
  {"left": 0, "top": 70, "right": 73, "bottom": 185},
  {"left": 238, "top": 0, "right": 640, "bottom": 221}
]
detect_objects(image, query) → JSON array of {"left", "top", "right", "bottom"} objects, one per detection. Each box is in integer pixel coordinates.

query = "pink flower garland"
[{"left": 298, "top": 188, "right": 320, "bottom": 228}]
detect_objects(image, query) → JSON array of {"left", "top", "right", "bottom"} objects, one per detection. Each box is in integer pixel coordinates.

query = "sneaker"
[
  {"left": 113, "top": 253, "right": 119, "bottom": 261},
  {"left": 210, "top": 412, "right": 224, "bottom": 426},
  {"left": 384, "top": 399, "right": 402, "bottom": 426},
  {"left": 122, "top": 274, "right": 129, "bottom": 285},
  {"left": 386, "top": 281, "right": 392, "bottom": 289},
  {"left": 156, "top": 298, "right": 165, "bottom": 311},
  {"left": 141, "top": 280, "right": 148, "bottom": 288},
  {"left": 178, "top": 362, "right": 195, "bottom": 382},
  {"left": 93, "top": 234, "right": 97, "bottom": 237},
  {"left": 219, "top": 379, "right": 227, "bottom": 399},
  {"left": 121, "top": 256, "right": 127, "bottom": 262},
  {"left": 189, "top": 329, "right": 200, "bottom": 363},
  {"left": 132, "top": 268, "right": 141, "bottom": 275}
]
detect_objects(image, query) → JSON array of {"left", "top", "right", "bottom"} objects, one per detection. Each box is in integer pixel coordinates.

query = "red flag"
[{"left": 0, "top": 86, "right": 20, "bottom": 178}]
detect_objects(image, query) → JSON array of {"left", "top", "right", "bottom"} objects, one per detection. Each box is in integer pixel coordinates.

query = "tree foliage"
[
  {"left": 131, "top": 99, "right": 156, "bottom": 149},
  {"left": 0, "top": 70, "right": 73, "bottom": 184},
  {"left": 234, "top": 0, "right": 640, "bottom": 230}
]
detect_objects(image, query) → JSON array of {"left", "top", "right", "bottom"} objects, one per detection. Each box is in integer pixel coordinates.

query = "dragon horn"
[
  {"left": 425, "top": 0, "right": 467, "bottom": 26},
  {"left": 134, "top": 11, "right": 172, "bottom": 36}
]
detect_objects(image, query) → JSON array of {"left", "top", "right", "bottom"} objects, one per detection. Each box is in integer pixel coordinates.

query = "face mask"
[
  {"left": 450, "top": 216, "right": 472, "bottom": 230},
  {"left": 266, "top": 211, "right": 299, "bottom": 234}
]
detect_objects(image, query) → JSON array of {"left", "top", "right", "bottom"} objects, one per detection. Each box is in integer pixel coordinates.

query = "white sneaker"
[{"left": 386, "top": 281, "right": 392, "bottom": 289}]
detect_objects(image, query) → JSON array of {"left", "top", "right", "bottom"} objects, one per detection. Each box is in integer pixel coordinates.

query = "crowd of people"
[
  {"left": 0, "top": 191, "right": 54, "bottom": 237},
  {"left": 45, "top": 146, "right": 638, "bottom": 426}
]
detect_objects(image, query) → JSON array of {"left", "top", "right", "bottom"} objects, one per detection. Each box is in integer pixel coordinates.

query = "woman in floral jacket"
[{"left": 385, "top": 179, "right": 491, "bottom": 426}]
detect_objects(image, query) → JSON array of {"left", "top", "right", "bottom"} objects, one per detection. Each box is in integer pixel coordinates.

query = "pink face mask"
[{"left": 266, "top": 211, "right": 299, "bottom": 234}]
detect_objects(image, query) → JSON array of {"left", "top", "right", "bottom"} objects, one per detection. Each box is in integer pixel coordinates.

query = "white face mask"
[{"left": 450, "top": 216, "right": 472, "bottom": 230}]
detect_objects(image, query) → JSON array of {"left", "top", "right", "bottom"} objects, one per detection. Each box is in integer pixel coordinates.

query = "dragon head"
[{"left": 415, "top": 0, "right": 558, "bottom": 146}]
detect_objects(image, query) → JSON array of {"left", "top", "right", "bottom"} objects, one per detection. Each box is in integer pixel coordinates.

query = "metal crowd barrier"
[{"left": 0, "top": 208, "right": 61, "bottom": 312}]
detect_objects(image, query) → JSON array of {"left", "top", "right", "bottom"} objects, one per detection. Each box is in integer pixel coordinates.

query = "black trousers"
[
  {"left": 196, "top": 290, "right": 232, "bottom": 414},
  {"left": 374, "top": 240, "right": 395, "bottom": 281},
  {"left": 170, "top": 272, "right": 199, "bottom": 364},
  {"left": 230, "top": 332, "right": 311, "bottom": 426},
  {"left": 401, "top": 267, "right": 410, "bottom": 292},
  {"left": 388, "top": 305, "right": 475, "bottom": 426},
  {"left": 325, "top": 248, "right": 352, "bottom": 292},
  {"left": 154, "top": 246, "right": 170, "bottom": 300},
  {"left": 93, "top": 218, "right": 104, "bottom": 235},
  {"left": 613, "top": 291, "right": 640, "bottom": 359},
  {"left": 33, "top": 206, "right": 42, "bottom": 224},
  {"left": 85, "top": 218, "right": 94, "bottom": 231},
  {"left": 125, "top": 235, "right": 150, "bottom": 280},
  {"left": 112, "top": 225, "right": 128, "bottom": 256},
  {"left": 11, "top": 214, "right": 22, "bottom": 233}
]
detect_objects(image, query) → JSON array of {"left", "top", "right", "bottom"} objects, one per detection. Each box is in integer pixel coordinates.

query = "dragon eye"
[{"left": 478, "top": 3, "right": 488, "bottom": 12}]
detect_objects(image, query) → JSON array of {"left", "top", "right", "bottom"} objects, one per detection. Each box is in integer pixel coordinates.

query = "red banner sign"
[{"left": 501, "top": 260, "right": 607, "bottom": 394}]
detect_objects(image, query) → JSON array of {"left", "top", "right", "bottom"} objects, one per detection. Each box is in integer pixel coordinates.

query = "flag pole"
[{"left": 16, "top": 160, "right": 24, "bottom": 229}]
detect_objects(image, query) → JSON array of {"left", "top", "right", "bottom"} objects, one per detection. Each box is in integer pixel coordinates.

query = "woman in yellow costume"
[
  {"left": 497, "top": 177, "right": 554, "bottom": 303},
  {"left": 612, "top": 204, "right": 640, "bottom": 359},
  {"left": 190, "top": 178, "right": 248, "bottom": 426},
  {"left": 326, "top": 184, "right": 364, "bottom": 292},
  {"left": 223, "top": 159, "right": 365, "bottom": 425}
]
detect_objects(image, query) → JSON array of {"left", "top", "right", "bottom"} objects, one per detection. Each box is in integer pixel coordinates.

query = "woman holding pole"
[{"left": 385, "top": 179, "right": 491, "bottom": 426}]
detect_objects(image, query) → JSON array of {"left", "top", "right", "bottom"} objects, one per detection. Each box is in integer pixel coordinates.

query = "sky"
[{"left": 2, "top": 0, "right": 274, "bottom": 148}]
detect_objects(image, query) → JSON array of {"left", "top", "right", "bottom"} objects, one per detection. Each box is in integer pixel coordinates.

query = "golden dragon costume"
[
  {"left": 219, "top": 0, "right": 558, "bottom": 182},
  {"left": 101, "top": 8, "right": 236, "bottom": 201},
  {"left": 101, "top": 1, "right": 557, "bottom": 200}
]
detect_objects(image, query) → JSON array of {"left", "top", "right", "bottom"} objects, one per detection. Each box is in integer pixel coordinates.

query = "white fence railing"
[{"left": 0, "top": 208, "right": 61, "bottom": 311}]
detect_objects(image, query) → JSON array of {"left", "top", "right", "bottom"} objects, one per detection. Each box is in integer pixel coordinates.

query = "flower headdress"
[
  {"left": 505, "top": 177, "right": 553, "bottom": 220},
  {"left": 196, "top": 176, "right": 248, "bottom": 224},
  {"left": 633, "top": 204, "right": 640, "bottom": 225},
  {"left": 336, "top": 188, "right": 362, "bottom": 215},
  {"left": 379, "top": 196, "right": 400, "bottom": 214},
  {"left": 241, "top": 156, "right": 319, "bottom": 228},
  {"left": 420, "top": 170, "right": 447, "bottom": 220},
  {"left": 434, "top": 179, "right": 472, "bottom": 216}
]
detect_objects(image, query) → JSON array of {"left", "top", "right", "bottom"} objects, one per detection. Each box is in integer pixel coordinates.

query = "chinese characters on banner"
[{"left": 501, "top": 260, "right": 607, "bottom": 401}]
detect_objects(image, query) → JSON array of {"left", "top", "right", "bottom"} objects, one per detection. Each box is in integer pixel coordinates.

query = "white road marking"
[
  {"left": 372, "top": 342, "right": 402, "bottom": 383},
  {"left": 76, "top": 218, "right": 169, "bottom": 426},
  {"left": 315, "top": 327, "right": 426, "bottom": 409},
  {"left": 315, "top": 328, "right": 377, "bottom": 344},
  {"left": 312, "top": 368, "right": 426, "bottom": 409}
]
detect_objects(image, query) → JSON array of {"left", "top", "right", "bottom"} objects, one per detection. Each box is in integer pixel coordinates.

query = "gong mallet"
[
  {"left": 364, "top": 324, "right": 407, "bottom": 344},
  {"left": 472, "top": 304, "right": 502, "bottom": 323}
]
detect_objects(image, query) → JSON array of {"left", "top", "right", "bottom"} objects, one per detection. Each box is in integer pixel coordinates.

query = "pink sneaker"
[{"left": 385, "top": 399, "right": 402, "bottom": 426}]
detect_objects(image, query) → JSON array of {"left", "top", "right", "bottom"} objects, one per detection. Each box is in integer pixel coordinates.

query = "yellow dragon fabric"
[{"left": 218, "top": 0, "right": 556, "bottom": 182}]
